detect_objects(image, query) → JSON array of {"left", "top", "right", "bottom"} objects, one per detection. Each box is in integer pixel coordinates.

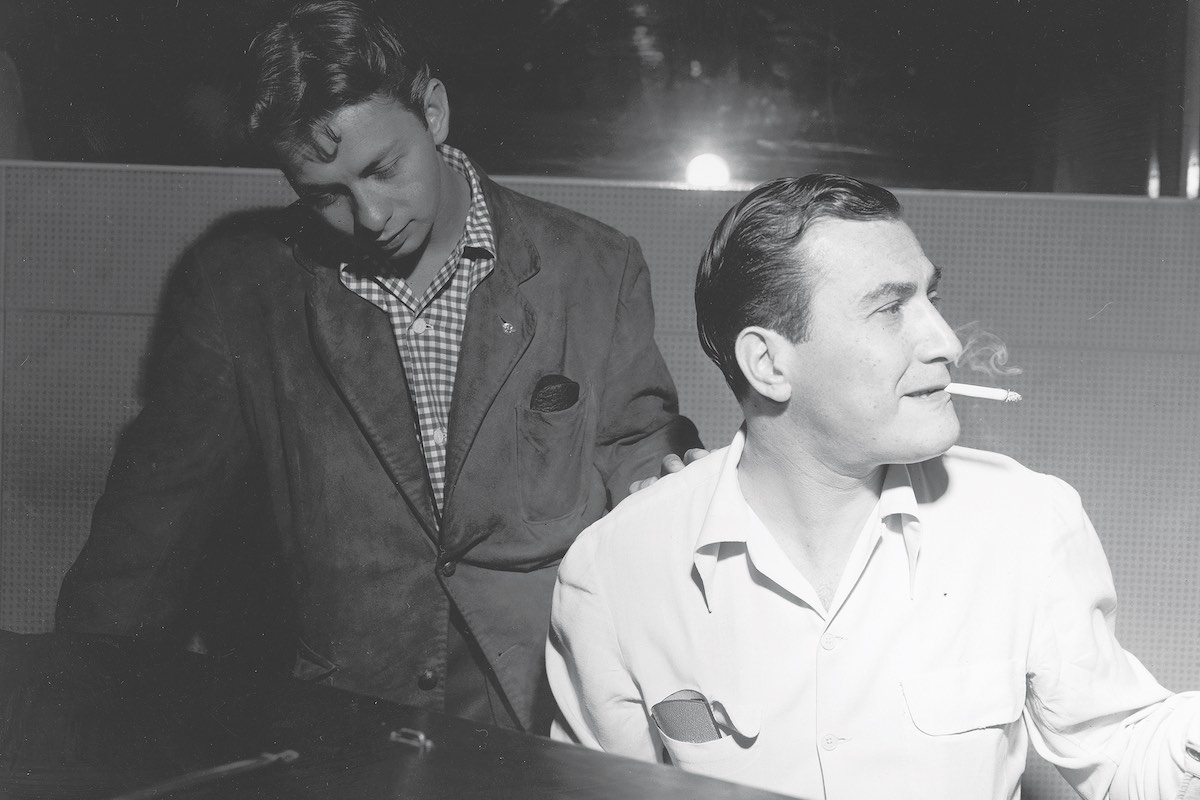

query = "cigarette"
[{"left": 945, "top": 382, "right": 1022, "bottom": 403}]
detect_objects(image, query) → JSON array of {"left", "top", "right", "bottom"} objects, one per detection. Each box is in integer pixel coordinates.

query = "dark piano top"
[{"left": 0, "top": 630, "right": 795, "bottom": 800}]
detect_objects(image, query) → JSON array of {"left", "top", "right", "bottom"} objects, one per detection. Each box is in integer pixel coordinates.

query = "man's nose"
[
  {"left": 919, "top": 305, "right": 963, "bottom": 364},
  {"left": 350, "top": 186, "right": 390, "bottom": 233}
]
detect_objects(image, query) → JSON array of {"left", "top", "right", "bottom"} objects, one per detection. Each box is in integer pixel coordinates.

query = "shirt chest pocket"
[
  {"left": 649, "top": 686, "right": 761, "bottom": 780},
  {"left": 902, "top": 658, "right": 1026, "bottom": 735},
  {"left": 657, "top": 728, "right": 759, "bottom": 782}
]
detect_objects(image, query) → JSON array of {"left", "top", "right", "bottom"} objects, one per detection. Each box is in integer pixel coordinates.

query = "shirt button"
[
  {"left": 417, "top": 668, "right": 439, "bottom": 690},
  {"left": 432, "top": 426, "right": 447, "bottom": 446},
  {"left": 411, "top": 318, "right": 429, "bottom": 334},
  {"left": 438, "top": 558, "right": 457, "bottom": 577},
  {"left": 820, "top": 633, "right": 838, "bottom": 650},
  {"left": 821, "top": 734, "right": 841, "bottom": 751}
]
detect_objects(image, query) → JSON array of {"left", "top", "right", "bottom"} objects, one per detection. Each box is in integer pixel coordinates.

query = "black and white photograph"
[{"left": 1, "top": 2, "right": 1198, "bottom": 798}]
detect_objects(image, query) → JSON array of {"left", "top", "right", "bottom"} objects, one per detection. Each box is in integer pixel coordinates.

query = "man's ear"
[
  {"left": 422, "top": 79, "right": 451, "bottom": 144},
  {"left": 735, "top": 327, "right": 793, "bottom": 403}
]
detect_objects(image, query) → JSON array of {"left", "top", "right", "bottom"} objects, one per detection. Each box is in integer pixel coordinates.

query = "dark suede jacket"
[{"left": 55, "top": 173, "right": 700, "bottom": 732}]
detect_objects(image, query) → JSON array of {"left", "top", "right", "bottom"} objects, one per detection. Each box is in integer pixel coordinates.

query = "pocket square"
[
  {"left": 530, "top": 374, "right": 579, "bottom": 413},
  {"left": 651, "top": 689, "right": 723, "bottom": 743}
]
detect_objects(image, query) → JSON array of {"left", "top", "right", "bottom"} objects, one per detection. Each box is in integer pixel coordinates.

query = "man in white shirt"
[{"left": 546, "top": 174, "right": 1200, "bottom": 799}]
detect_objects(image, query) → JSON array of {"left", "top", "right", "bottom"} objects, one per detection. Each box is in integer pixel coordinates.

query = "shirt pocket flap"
[{"left": 902, "top": 658, "right": 1025, "bottom": 735}]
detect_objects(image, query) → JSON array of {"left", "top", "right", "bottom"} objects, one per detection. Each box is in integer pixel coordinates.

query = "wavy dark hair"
[
  {"left": 695, "top": 174, "right": 902, "bottom": 398},
  {"left": 243, "top": 0, "right": 433, "bottom": 161}
]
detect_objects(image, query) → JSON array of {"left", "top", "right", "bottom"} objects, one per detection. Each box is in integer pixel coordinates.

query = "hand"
[{"left": 628, "top": 448, "right": 711, "bottom": 493}]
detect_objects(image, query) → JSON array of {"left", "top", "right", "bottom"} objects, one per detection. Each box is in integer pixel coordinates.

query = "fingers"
[
  {"left": 631, "top": 449, "right": 712, "bottom": 495},
  {"left": 659, "top": 453, "right": 686, "bottom": 476},
  {"left": 629, "top": 476, "right": 659, "bottom": 494}
]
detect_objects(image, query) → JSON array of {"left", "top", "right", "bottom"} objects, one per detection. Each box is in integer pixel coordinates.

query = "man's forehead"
[
  {"left": 804, "top": 215, "right": 914, "bottom": 249},
  {"left": 798, "top": 218, "right": 936, "bottom": 298},
  {"left": 284, "top": 97, "right": 424, "bottom": 184},
  {"left": 282, "top": 100, "right": 388, "bottom": 175},
  {"left": 284, "top": 123, "right": 382, "bottom": 188},
  {"left": 802, "top": 218, "right": 929, "bottom": 271}
]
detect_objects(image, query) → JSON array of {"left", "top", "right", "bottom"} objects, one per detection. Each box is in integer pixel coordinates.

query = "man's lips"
[
  {"left": 904, "top": 385, "right": 949, "bottom": 398},
  {"left": 376, "top": 230, "right": 402, "bottom": 251},
  {"left": 374, "top": 222, "right": 411, "bottom": 252}
]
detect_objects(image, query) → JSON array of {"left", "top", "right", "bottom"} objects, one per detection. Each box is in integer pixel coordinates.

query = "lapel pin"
[{"left": 501, "top": 320, "right": 515, "bottom": 335}]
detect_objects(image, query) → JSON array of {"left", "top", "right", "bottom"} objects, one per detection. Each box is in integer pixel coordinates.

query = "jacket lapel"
[
  {"left": 440, "top": 180, "right": 538, "bottom": 549},
  {"left": 305, "top": 266, "right": 439, "bottom": 539}
]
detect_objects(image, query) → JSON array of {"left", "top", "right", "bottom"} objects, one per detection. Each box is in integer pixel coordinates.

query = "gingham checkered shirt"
[{"left": 339, "top": 145, "right": 496, "bottom": 514}]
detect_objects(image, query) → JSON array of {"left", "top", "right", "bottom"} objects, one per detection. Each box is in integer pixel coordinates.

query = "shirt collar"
[
  {"left": 880, "top": 461, "right": 923, "bottom": 589},
  {"left": 437, "top": 144, "right": 496, "bottom": 260},
  {"left": 693, "top": 428, "right": 925, "bottom": 609}
]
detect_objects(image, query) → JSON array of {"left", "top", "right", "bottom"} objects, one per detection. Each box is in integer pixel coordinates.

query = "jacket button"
[
  {"left": 438, "top": 558, "right": 456, "bottom": 577},
  {"left": 417, "top": 668, "right": 439, "bottom": 690}
]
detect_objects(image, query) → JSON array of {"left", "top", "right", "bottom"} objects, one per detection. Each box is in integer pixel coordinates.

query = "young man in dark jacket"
[{"left": 56, "top": 0, "right": 700, "bottom": 734}]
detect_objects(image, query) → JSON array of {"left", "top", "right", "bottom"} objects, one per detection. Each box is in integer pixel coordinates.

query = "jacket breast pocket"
[
  {"left": 515, "top": 383, "right": 593, "bottom": 523},
  {"left": 902, "top": 658, "right": 1026, "bottom": 735}
]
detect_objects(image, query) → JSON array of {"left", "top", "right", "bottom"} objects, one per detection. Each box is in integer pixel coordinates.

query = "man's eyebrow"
[
  {"left": 859, "top": 265, "right": 942, "bottom": 306},
  {"left": 860, "top": 281, "right": 917, "bottom": 306}
]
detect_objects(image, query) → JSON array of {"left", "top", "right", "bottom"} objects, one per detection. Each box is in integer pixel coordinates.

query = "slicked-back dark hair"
[
  {"left": 243, "top": 0, "right": 432, "bottom": 161},
  {"left": 695, "top": 174, "right": 902, "bottom": 399}
]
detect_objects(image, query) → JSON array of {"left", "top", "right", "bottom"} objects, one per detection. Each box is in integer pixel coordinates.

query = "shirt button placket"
[{"left": 816, "top": 628, "right": 846, "bottom": 773}]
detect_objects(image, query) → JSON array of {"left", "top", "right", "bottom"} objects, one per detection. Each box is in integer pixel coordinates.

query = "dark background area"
[{"left": 0, "top": 0, "right": 1189, "bottom": 193}]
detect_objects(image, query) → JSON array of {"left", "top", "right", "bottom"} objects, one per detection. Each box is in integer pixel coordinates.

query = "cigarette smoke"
[{"left": 954, "top": 322, "right": 1021, "bottom": 377}]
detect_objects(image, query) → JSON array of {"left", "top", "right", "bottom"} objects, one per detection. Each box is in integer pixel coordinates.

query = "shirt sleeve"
[
  {"left": 546, "top": 532, "right": 661, "bottom": 762},
  {"left": 1023, "top": 475, "right": 1200, "bottom": 800},
  {"left": 592, "top": 236, "right": 702, "bottom": 503}
]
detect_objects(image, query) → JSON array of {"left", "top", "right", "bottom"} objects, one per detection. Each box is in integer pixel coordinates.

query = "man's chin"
[
  {"left": 375, "top": 237, "right": 407, "bottom": 259},
  {"left": 366, "top": 240, "right": 423, "bottom": 275},
  {"left": 921, "top": 429, "right": 961, "bottom": 462},
  {"left": 898, "top": 421, "right": 961, "bottom": 465},
  {"left": 380, "top": 230, "right": 431, "bottom": 264}
]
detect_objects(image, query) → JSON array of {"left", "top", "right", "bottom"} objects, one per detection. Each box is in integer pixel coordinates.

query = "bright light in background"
[{"left": 686, "top": 153, "right": 731, "bottom": 187}]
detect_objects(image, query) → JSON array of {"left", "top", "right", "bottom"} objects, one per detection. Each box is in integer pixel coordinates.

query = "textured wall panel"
[
  {"left": 0, "top": 311, "right": 152, "bottom": 632},
  {"left": 4, "top": 164, "right": 293, "bottom": 314},
  {"left": 904, "top": 192, "right": 1200, "bottom": 354},
  {"left": 1, "top": 164, "right": 1198, "bottom": 800},
  {"left": 656, "top": 330, "right": 741, "bottom": 447}
]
